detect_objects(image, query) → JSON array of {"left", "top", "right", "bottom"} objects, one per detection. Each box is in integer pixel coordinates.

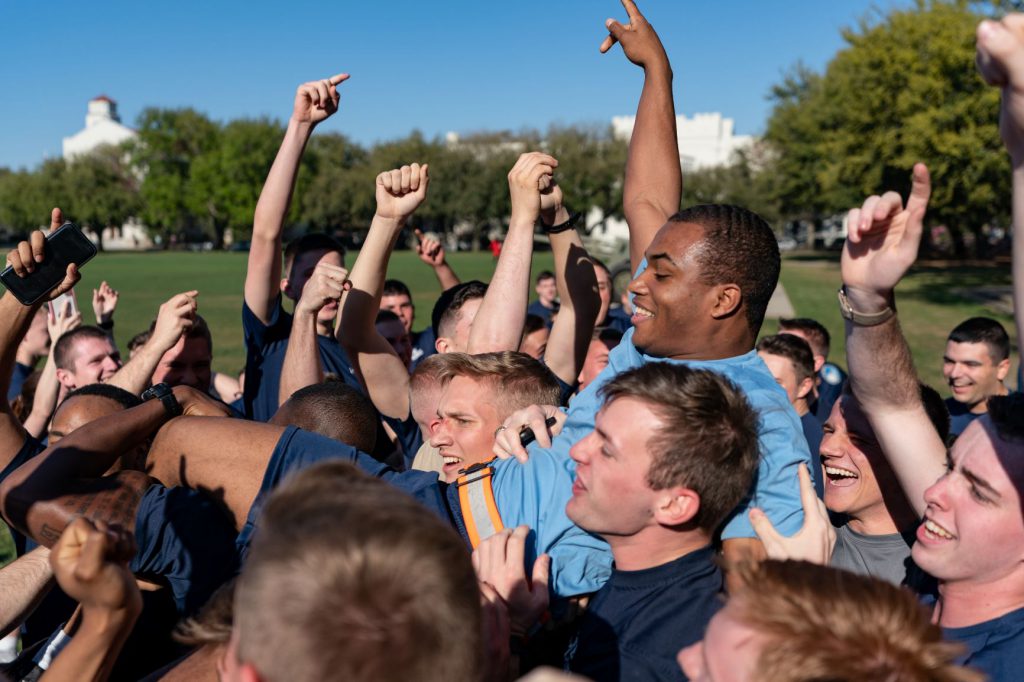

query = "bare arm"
[
  {"left": 107, "top": 291, "right": 197, "bottom": 395},
  {"left": 245, "top": 74, "right": 349, "bottom": 324},
  {"left": 541, "top": 190, "right": 600, "bottom": 386},
  {"left": 842, "top": 165, "right": 945, "bottom": 517},
  {"left": 602, "top": 1, "right": 680, "bottom": 273},
  {"left": 24, "top": 304, "right": 83, "bottom": 439},
  {"left": 415, "top": 229, "right": 461, "bottom": 290},
  {"left": 468, "top": 153, "right": 558, "bottom": 354},
  {"left": 0, "top": 546, "right": 53, "bottom": 636},
  {"left": 338, "top": 165, "right": 430, "bottom": 418}
]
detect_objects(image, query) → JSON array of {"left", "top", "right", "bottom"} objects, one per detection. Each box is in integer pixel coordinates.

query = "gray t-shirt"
[{"left": 830, "top": 524, "right": 916, "bottom": 586}]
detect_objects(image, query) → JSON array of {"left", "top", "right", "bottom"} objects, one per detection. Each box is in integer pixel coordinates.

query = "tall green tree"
[{"left": 64, "top": 144, "right": 141, "bottom": 251}]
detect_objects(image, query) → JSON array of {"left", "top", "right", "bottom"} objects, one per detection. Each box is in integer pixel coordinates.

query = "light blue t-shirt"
[{"left": 491, "top": 263, "right": 810, "bottom": 597}]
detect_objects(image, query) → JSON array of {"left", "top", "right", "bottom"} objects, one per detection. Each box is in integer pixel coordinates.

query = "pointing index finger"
[{"left": 328, "top": 73, "right": 350, "bottom": 86}]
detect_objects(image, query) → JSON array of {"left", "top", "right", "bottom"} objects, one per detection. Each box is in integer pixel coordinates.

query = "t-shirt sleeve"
[
  {"left": 0, "top": 436, "right": 45, "bottom": 486},
  {"left": 381, "top": 412, "right": 424, "bottom": 470},
  {"left": 131, "top": 485, "right": 240, "bottom": 616}
]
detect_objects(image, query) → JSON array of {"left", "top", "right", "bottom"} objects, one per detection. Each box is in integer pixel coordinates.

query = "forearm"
[
  {"left": 41, "top": 606, "right": 139, "bottom": 682},
  {"left": 468, "top": 219, "right": 534, "bottom": 353},
  {"left": 544, "top": 224, "right": 599, "bottom": 385},
  {"left": 1012, "top": 164, "right": 1024, "bottom": 355},
  {"left": 624, "top": 61, "right": 680, "bottom": 272},
  {"left": 279, "top": 310, "right": 323, "bottom": 406},
  {"left": 106, "top": 339, "right": 167, "bottom": 395},
  {"left": 432, "top": 261, "right": 460, "bottom": 290},
  {"left": 24, "top": 350, "right": 60, "bottom": 439},
  {"left": 0, "top": 546, "right": 53, "bottom": 636}
]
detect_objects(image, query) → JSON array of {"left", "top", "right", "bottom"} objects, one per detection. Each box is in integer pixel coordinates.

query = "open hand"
[
  {"left": 375, "top": 164, "right": 430, "bottom": 221},
  {"left": 749, "top": 464, "right": 835, "bottom": 566},
  {"left": 472, "top": 525, "right": 550, "bottom": 638},
  {"left": 48, "top": 297, "right": 83, "bottom": 342},
  {"left": 292, "top": 73, "right": 349, "bottom": 126},
  {"left": 92, "top": 281, "right": 119, "bottom": 325}
]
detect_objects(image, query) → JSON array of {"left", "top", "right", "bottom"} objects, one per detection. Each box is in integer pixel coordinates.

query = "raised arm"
[
  {"left": 539, "top": 183, "right": 600, "bottom": 386},
  {"left": 601, "top": 0, "right": 680, "bottom": 273},
  {"left": 415, "top": 229, "right": 460, "bottom": 290},
  {"left": 278, "top": 261, "right": 349, "bottom": 405},
  {"left": 337, "top": 164, "right": 429, "bottom": 419},
  {"left": 106, "top": 291, "right": 197, "bottom": 395},
  {"left": 23, "top": 302, "right": 82, "bottom": 439},
  {"left": 245, "top": 73, "right": 349, "bottom": 324},
  {"left": 977, "top": 15, "right": 1024, "bottom": 387},
  {"left": 841, "top": 164, "right": 944, "bottom": 516},
  {"left": 467, "top": 152, "right": 557, "bottom": 354}
]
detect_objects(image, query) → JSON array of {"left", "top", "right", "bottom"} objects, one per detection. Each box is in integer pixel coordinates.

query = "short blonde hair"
[
  {"left": 436, "top": 351, "right": 562, "bottom": 416},
  {"left": 729, "top": 560, "right": 982, "bottom": 682}
]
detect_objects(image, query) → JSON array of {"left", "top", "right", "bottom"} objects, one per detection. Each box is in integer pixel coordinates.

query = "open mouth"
[
  {"left": 631, "top": 304, "right": 654, "bottom": 324},
  {"left": 919, "top": 517, "right": 956, "bottom": 542},
  {"left": 824, "top": 465, "right": 858, "bottom": 488},
  {"left": 441, "top": 454, "right": 463, "bottom": 476}
]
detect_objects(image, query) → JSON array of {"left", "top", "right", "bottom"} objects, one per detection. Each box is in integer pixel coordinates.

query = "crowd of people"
[{"left": 0, "top": 2, "right": 1021, "bottom": 681}]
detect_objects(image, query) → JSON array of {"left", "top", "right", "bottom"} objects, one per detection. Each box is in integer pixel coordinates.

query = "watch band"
[
  {"left": 542, "top": 211, "right": 582, "bottom": 235},
  {"left": 142, "top": 383, "right": 183, "bottom": 418},
  {"left": 837, "top": 286, "right": 896, "bottom": 326}
]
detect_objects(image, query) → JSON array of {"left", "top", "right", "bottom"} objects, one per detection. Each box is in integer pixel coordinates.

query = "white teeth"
[
  {"left": 825, "top": 466, "right": 858, "bottom": 478},
  {"left": 633, "top": 306, "right": 654, "bottom": 318},
  {"left": 924, "top": 519, "right": 955, "bottom": 540},
  {"left": 442, "top": 456, "right": 460, "bottom": 465}
]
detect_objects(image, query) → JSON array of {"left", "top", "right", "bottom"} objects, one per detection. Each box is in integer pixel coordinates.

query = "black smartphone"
[
  {"left": 519, "top": 416, "right": 559, "bottom": 448},
  {"left": 0, "top": 223, "right": 98, "bottom": 305}
]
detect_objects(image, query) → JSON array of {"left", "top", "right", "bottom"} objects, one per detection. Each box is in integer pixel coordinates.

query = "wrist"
[
  {"left": 841, "top": 284, "right": 893, "bottom": 314},
  {"left": 80, "top": 602, "right": 140, "bottom": 638},
  {"left": 287, "top": 118, "right": 315, "bottom": 136},
  {"left": 540, "top": 205, "right": 569, "bottom": 227},
  {"left": 372, "top": 214, "right": 407, "bottom": 230}
]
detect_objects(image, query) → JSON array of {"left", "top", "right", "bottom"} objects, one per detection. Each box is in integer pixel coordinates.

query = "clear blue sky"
[{"left": 0, "top": 0, "right": 911, "bottom": 170}]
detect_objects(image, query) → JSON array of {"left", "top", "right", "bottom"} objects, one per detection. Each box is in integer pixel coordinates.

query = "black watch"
[{"left": 142, "top": 383, "right": 183, "bottom": 418}]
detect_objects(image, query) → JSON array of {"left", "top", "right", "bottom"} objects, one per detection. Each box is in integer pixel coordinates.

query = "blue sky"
[{"left": 0, "top": 0, "right": 912, "bottom": 170}]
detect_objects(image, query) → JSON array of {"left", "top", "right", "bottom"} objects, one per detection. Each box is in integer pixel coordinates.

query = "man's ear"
[
  {"left": 796, "top": 376, "right": 815, "bottom": 401},
  {"left": 280, "top": 277, "right": 292, "bottom": 299},
  {"left": 997, "top": 357, "right": 1011, "bottom": 382},
  {"left": 812, "top": 354, "right": 825, "bottom": 374},
  {"left": 435, "top": 337, "right": 451, "bottom": 354},
  {"left": 653, "top": 487, "right": 700, "bottom": 527},
  {"left": 710, "top": 284, "right": 742, "bottom": 320},
  {"left": 55, "top": 369, "right": 74, "bottom": 391}
]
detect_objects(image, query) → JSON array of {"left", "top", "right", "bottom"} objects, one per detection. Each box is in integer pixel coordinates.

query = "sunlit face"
[
  {"left": 284, "top": 249, "right": 344, "bottom": 324},
  {"left": 152, "top": 335, "right": 212, "bottom": 392},
  {"left": 912, "top": 418, "right": 1024, "bottom": 586},
  {"left": 376, "top": 318, "right": 412, "bottom": 368},
  {"left": 566, "top": 397, "right": 663, "bottom": 536},
  {"left": 535, "top": 277, "right": 557, "bottom": 306},
  {"left": 820, "top": 396, "right": 892, "bottom": 522},
  {"left": 380, "top": 293, "right": 414, "bottom": 333},
  {"left": 594, "top": 264, "right": 612, "bottom": 325},
  {"left": 677, "top": 599, "right": 763, "bottom": 682},
  {"left": 942, "top": 340, "right": 1009, "bottom": 409},
  {"left": 757, "top": 351, "right": 802, "bottom": 405},
  {"left": 58, "top": 336, "right": 121, "bottom": 390},
  {"left": 430, "top": 375, "right": 502, "bottom": 483},
  {"left": 519, "top": 327, "right": 549, "bottom": 360},
  {"left": 628, "top": 223, "right": 716, "bottom": 359},
  {"left": 577, "top": 338, "right": 616, "bottom": 393},
  {"left": 437, "top": 297, "right": 482, "bottom": 354}
]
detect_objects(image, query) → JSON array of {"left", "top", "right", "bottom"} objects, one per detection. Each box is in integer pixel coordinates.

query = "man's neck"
[
  {"left": 845, "top": 508, "right": 900, "bottom": 536},
  {"left": 607, "top": 526, "right": 710, "bottom": 572},
  {"left": 969, "top": 384, "right": 1008, "bottom": 415},
  {"left": 936, "top": 570, "right": 1024, "bottom": 628},
  {"left": 663, "top": 324, "right": 755, "bottom": 362}
]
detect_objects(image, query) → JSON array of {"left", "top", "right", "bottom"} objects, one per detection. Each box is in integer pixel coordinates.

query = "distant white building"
[
  {"left": 62, "top": 96, "right": 138, "bottom": 160},
  {"left": 611, "top": 112, "right": 754, "bottom": 172},
  {"left": 61, "top": 96, "right": 152, "bottom": 251}
]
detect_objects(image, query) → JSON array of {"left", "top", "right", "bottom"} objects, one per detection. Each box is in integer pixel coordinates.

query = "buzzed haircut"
[
  {"left": 277, "top": 379, "right": 378, "bottom": 453},
  {"left": 236, "top": 461, "right": 482, "bottom": 682},
  {"left": 382, "top": 279, "right": 412, "bottom": 300},
  {"left": 61, "top": 383, "right": 143, "bottom": 411},
  {"left": 524, "top": 313, "right": 546, "bottom": 336},
  {"left": 947, "top": 317, "right": 1010, "bottom": 363},
  {"left": 535, "top": 270, "right": 555, "bottom": 284},
  {"left": 436, "top": 351, "right": 561, "bottom": 418},
  {"left": 409, "top": 352, "right": 452, "bottom": 393},
  {"left": 283, "top": 233, "right": 346, "bottom": 273},
  {"left": 431, "top": 280, "right": 487, "bottom": 338},
  {"left": 148, "top": 313, "right": 213, "bottom": 354},
  {"left": 778, "top": 317, "right": 831, "bottom": 358},
  {"left": 988, "top": 392, "right": 1024, "bottom": 444},
  {"left": 599, "top": 363, "right": 760, "bottom": 533},
  {"left": 53, "top": 326, "right": 113, "bottom": 371},
  {"left": 728, "top": 560, "right": 981, "bottom": 682},
  {"left": 670, "top": 204, "right": 780, "bottom": 336},
  {"left": 757, "top": 334, "right": 815, "bottom": 384}
]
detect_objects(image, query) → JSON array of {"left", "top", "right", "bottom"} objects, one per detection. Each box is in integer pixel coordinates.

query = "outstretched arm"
[
  {"left": 467, "top": 152, "right": 558, "bottom": 354},
  {"left": 842, "top": 164, "right": 944, "bottom": 517},
  {"left": 338, "top": 164, "right": 430, "bottom": 419},
  {"left": 23, "top": 302, "right": 82, "bottom": 439},
  {"left": 278, "top": 261, "right": 349, "bottom": 405},
  {"left": 415, "top": 229, "right": 460, "bottom": 290},
  {"left": 540, "top": 185, "right": 600, "bottom": 386},
  {"left": 245, "top": 74, "right": 349, "bottom": 324},
  {"left": 602, "top": 0, "right": 680, "bottom": 273}
]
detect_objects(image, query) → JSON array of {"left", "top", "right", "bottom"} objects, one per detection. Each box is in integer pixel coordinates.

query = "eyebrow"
[
  {"left": 962, "top": 467, "right": 1001, "bottom": 499},
  {"left": 647, "top": 251, "right": 677, "bottom": 267},
  {"left": 594, "top": 425, "right": 618, "bottom": 455}
]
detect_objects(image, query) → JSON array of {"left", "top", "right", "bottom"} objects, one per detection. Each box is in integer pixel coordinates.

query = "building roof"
[{"left": 90, "top": 94, "right": 116, "bottom": 104}]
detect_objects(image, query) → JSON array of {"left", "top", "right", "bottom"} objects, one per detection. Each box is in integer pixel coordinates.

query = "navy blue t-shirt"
[
  {"left": 242, "top": 296, "right": 362, "bottom": 422},
  {"left": 382, "top": 411, "right": 423, "bottom": 470},
  {"left": 410, "top": 327, "right": 437, "bottom": 370},
  {"left": 945, "top": 397, "right": 982, "bottom": 439},
  {"left": 0, "top": 436, "right": 46, "bottom": 557},
  {"left": 944, "top": 606, "right": 1024, "bottom": 682},
  {"left": 131, "top": 484, "right": 240, "bottom": 615},
  {"left": 800, "top": 411, "right": 824, "bottom": 499},
  {"left": 813, "top": 362, "right": 846, "bottom": 423},
  {"left": 528, "top": 300, "right": 558, "bottom": 327},
  {"left": 563, "top": 546, "right": 722, "bottom": 682},
  {"left": 601, "top": 307, "right": 632, "bottom": 334},
  {"left": 7, "top": 361, "right": 34, "bottom": 402}
]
